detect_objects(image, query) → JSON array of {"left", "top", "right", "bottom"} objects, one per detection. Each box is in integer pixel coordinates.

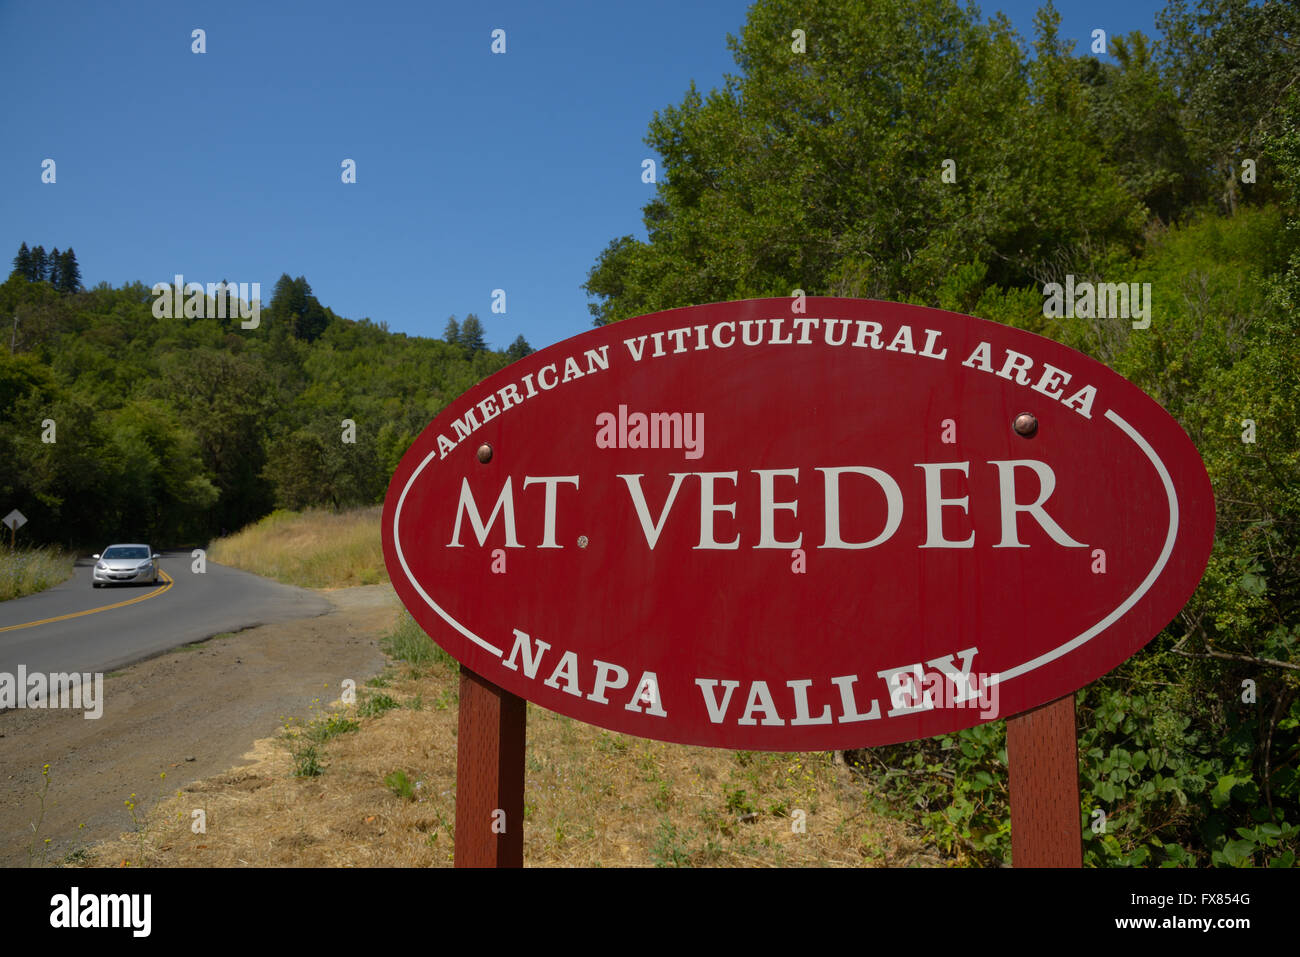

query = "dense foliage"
[
  {"left": 585, "top": 0, "right": 1300, "bottom": 866},
  {"left": 0, "top": 270, "right": 527, "bottom": 545}
]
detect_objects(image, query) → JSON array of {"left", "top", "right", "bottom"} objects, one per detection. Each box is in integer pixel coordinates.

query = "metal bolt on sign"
[{"left": 1013, "top": 412, "right": 1039, "bottom": 437}]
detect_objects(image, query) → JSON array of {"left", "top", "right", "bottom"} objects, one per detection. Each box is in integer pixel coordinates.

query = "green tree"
[
  {"left": 269, "top": 273, "right": 300, "bottom": 318},
  {"left": 58, "top": 249, "right": 81, "bottom": 293},
  {"left": 30, "top": 246, "right": 47, "bottom": 283},
  {"left": 11, "top": 242, "right": 32, "bottom": 281},
  {"left": 0, "top": 352, "right": 60, "bottom": 525},
  {"left": 153, "top": 349, "right": 277, "bottom": 534},
  {"left": 103, "top": 399, "right": 219, "bottom": 540},
  {"left": 46, "top": 248, "right": 62, "bottom": 291},
  {"left": 1082, "top": 31, "right": 1202, "bottom": 224},
  {"left": 584, "top": 0, "right": 1145, "bottom": 324},
  {"left": 261, "top": 420, "right": 381, "bottom": 510},
  {"left": 261, "top": 430, "right": 331, "bottom": 510},
  {"left": 504, "top": 334, "right": 533, "bottom": 362},
  {"left": 267, "top": 273, "right": 330, "bottom": 342},
  {"left": 1157, "top": 0, "right": 1300, "bottom": 213},
  {"left": 459, "top": 314, "right": 487, "bottom": 354},
  {"left": 7, "top": 387, "right": 114, "bottom": 544}
]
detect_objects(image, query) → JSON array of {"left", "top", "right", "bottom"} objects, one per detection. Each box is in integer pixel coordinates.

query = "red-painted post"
[
  {"left": 454, "top": 665, "right": 526, "bottom": 867},
  {"left": 1006, "top": 693, "right": 1083, "bottom": 867}
]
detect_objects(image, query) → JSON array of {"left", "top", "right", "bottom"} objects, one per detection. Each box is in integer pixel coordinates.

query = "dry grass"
[
  {"left": 75, "top": 508, "right": 935, "bottom": 868},
  {"left": 74, "top": 612, "right": 939, "bottom": 868},
  {"left": 0, "top": 545, "right": 75, "bottom": 601},
  {"left": 207, "top": 507, "right": 385, "bottom": 588}
]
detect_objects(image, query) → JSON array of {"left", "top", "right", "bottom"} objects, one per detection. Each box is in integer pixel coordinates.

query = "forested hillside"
[
  {"left": 0, "top": 269, "right": 530, "bottom": 546},
  {"left": 584, "top": 0, "right": 1300, "bottom": 866}
]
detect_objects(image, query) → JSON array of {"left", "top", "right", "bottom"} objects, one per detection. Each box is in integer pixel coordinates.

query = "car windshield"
[{"left": 103, "top": 546, "right": 150, "bottom": 560}]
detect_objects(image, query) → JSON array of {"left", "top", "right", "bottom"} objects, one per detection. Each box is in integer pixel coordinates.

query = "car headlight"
[{"left": 96, "top": 562, "right": 107, "bottom": 570}]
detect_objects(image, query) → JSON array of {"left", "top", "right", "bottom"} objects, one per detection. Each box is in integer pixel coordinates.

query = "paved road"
[{"left": 0, "top": 552, "right": 333, "bottom": 676}]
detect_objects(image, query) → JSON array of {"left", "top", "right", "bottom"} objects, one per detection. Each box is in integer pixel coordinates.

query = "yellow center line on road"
[{"left": 0, "top": 569, "right": 174, "bottom": 633}]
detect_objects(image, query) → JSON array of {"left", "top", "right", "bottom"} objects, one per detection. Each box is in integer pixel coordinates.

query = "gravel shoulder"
[{"left": 0, "top": 584, "right": 397, "bottom": 867}]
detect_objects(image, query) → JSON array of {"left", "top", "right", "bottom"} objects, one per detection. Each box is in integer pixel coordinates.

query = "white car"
[{"left": 92, "top": 544, "right": 161, "bottom": 587}]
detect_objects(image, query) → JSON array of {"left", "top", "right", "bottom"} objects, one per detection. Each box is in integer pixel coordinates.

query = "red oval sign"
[{"left": 383, "top": 298, "right": 1215, "bottom": 750}]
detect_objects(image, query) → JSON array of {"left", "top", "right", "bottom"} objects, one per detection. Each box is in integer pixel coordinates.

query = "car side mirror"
[
  {"left": 92, "top": 554, "right": 100, "bottom": 560},
  {"left": 152, "top": 554, "right": 161, "bottom": 560}
]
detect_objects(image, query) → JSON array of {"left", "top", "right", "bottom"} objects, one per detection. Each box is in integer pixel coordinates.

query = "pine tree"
[
  {"left": 59, "top": 248, "right": 81, "bottom": 292},
  {"left": 30, "top": 245, "right": 47, "bottom": 282},
  {"left": 459, "top": 314, "right": 487, "bottom": 354},
  {"left": 505, "top": 335, "right": 533, "bottom": 362},
  {"left": 298, "top": 295, "right": 329, "bottom": 342},
  {"left": 267, "top": 274, "right": 329, "bottom": 342},
  {"left": 47, "top": 247, "right": 62, "bottom": 290},
  {"left": 288, "top": 276, "right": 330, "bottom": 342},
  {"left": 268, "top": 273, "right": 304, "bottom": 336},
  {"left": 443, "top": 316, "right": 461, "bottom": 344},
  {"left": 269, "top": 273, "right": 297, "bottom": 313},
  {"left": 12, "top": 242, "right": 32, "bottom": 280}
]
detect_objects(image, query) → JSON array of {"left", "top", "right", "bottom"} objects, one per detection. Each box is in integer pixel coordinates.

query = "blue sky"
[{"left": 1, "top": 0, "right": 1173, "bottom": 352}]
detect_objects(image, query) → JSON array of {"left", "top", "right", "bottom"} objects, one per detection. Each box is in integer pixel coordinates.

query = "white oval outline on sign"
[
  {"left": 393, "top": 458, "right": 505, "bottom": 658},
  {"left": 390, "top": 405, "right": 1178, "bottom": 693},
  {"left": 987, "top": 408, "right": 1177, "bottom": 685}
]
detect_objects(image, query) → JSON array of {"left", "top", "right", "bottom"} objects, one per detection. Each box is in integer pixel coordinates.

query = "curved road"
[{"left": 0, "top": 551, "right": 333, "bottom": 677}]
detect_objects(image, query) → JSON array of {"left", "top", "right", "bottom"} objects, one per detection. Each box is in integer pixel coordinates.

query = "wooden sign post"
[
  {"left": 1006, "top": 694, "right": 1083, "bottom": 867},
  {"left": 453, "top": 680, "right": 1086, "bottom": 867},
  {"left": 454, "top": 666, "right": 526, "bottom": 867}
]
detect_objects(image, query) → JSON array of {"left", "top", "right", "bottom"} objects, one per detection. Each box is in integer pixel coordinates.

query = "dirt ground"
[
  {"left": 4, "top": 582, "right": 935, "bottom": 868},
  {"left": 0, "top": 585, "right": 395, "bottom": 867}
]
